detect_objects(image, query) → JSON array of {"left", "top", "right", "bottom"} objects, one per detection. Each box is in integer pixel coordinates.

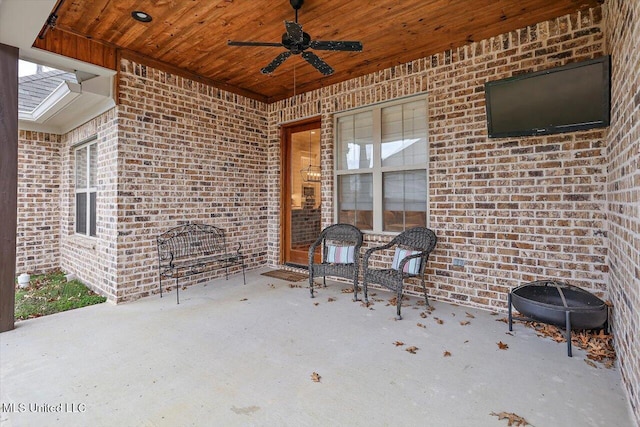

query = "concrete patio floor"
[{"left": 1, "top": 268, "right": 634, "bottom": 427}]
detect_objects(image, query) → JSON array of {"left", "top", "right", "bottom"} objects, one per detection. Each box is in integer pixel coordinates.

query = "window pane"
[
  {"left": 381, "top": 100, "right": 427, "bottom": 167},
  {"left": 89, "top": 192, "right": 97, "bottom": 237},
  {"left": 383, "top": 170, "right": 427, "bottom": 231},
  {"left": 337, "top": 112, "right": 373, "bottom": 170},
  {"left": 338, "top": 174, "right": 373, "bottom": 230},
  {"left": 75, "top": 146, "right": 87, "bottom": 188},
  {"left": 89, "top": 143, "right": 97, "bottom": 187},
  {"left": 76, "top": 193, "right": 87, "bottom": 234}
]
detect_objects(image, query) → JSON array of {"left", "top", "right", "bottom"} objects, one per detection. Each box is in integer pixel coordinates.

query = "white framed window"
[
  {"left": 335, "top": 95, "right": 428, "bottom": 233},
  {"left": 75, "top": 138, "right": 97, "bottom": 237}
]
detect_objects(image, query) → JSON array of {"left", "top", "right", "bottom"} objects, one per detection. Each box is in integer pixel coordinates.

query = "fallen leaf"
[
  {"left": 490, "top": 312, "right": 499, "bottom": 316},
  {"left": 451, "top": 313, "right": 456, "bottom": 317},
  {"left": 460, "top": 320, "right": 470, "bottom": 326},
  {"left": 522, "top": 321, "right": 616, "bottom": 366},
  {"left": 327, "top": 297, "right": 336, "bottom": 302},
  {"left": 405, "top": 346, "right": 419, "bottom": 354},
  {"left": 420, "top": 312, "right": 428, "bottom": 319},
  {"left": 341, "top": 288, "right": 352, "bottom": 294},
  {"left": 313, "top": 302, "right": 319, "bottom": 306},
  {"left": 465, "top": 312, "right": 475, "bottom": 319},
  {"left": 497, "top": 341, "right": 509, "bottom": 350},
  {"left": 496, "top": 317, "right": 509, "bottom": 324},
  {"left": 434, "top": 317, "right": 444, "bottom": 325},
  {"left": 490, "top": 411, "right": 531, "bottom": 426},
  {"left": 416, "top": 323, "right": 426, "bottom": 329},
  {"left": 505, "top": 332, "right": 514, "bottom": 336},
  {"left": 240, "top": 298, "right": 248, "bottom": 301},
  {"left": 268, "top": 284, "right": 275, "bottom": 288},
  {"left": 311, "top": 372, "right": 321, "bottom": 382},
  {"left": 464, "top": 340, "right": 469, "bottom": 343},
  {"left": 289, "top": 283, "right": 303, "bottom": 288},
  {"left": 393, "top": 341, "right": 404, "bottom": 347},
  {"left": 443, "top": 351, "right": 452, "bottom": 357}
]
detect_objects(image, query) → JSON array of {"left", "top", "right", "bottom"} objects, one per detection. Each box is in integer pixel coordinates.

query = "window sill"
[{"left": 71, "top": 234, "right": 97, "bottom": 250}]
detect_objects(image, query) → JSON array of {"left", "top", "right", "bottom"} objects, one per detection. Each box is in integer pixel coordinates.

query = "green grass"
[{"left": 15, "top": 270, "right": 106, "bottom": 320}]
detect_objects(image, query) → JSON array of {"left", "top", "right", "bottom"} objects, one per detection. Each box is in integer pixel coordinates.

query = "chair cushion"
[
  {"left": 326, "top": 245, "right": 356, "bottom": 264},
  {"left": 391, "top": 248, "right": 422, "bottom": 274}
]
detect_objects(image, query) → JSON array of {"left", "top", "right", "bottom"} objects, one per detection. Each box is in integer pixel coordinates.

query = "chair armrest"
[{"left": 308, "top": 235, "right": 325, "bottom": 266}]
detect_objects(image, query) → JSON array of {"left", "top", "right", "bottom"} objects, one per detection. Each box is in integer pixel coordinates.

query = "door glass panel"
[{"left": 289, "top": 129, "right": 321, "bottom": 263}]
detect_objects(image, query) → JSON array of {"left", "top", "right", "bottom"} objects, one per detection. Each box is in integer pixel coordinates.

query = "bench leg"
[
  {"left": 159, "top": 275, "right": 163, "bottom": 298},
  {"left": 176, "top": 277, "right": 180, "bottom": 305},
  {"left": 241, "top": 261, "right": 246, "bottom": 285}
]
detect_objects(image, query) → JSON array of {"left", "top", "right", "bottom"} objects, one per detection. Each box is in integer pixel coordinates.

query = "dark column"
[{"left": 0, "top": 43, "right": 18, "bottom": 332}]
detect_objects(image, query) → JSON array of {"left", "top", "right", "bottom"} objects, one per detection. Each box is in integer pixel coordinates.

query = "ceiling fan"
[{"left": 227, "top": 0, "right": 363, "bottom": 76}]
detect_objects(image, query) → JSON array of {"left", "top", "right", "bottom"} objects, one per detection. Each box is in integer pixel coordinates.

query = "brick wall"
[
  {"left": 16, "top": 131, "right": 61, "bottom": 274},
  {"left": 59, "top": 109, "right": 120, "bottom": 300},
  {"left": 269, "top": 7, "right": 608, "bottom": 309},
  {"left": 603, "top": 0, "right": 640, "bottom": 422},
  {"left": 114, "top": 59, "right": 269, "bottom": 301}
]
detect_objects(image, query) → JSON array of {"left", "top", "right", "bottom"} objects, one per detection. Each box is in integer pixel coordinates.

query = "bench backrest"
[{"left": 157, "top": 223, "right": 228, "bottom": 265}]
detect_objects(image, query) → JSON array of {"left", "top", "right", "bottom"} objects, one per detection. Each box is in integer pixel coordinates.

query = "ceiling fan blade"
[
  {"left": 284, "top": 20, "right": 303, "bottom": 44},
  {"left": 228, "top": 41, "right": 283, "bottom": 47},
  {"left": 310, "top": 40, "right": 363, "bottom": 51},
  {"left": 301, "top": 51, "right": 334, "bottom": 75},
  {"left": 261, "top": 51, "right": 292, "bottom": 74}
]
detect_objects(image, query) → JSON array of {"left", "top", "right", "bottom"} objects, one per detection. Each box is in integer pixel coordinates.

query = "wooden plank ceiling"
[{"left": 39, "top": 0, "right": 602, "bottom": 103}]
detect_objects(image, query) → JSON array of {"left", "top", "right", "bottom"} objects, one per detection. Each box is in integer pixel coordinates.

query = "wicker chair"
[
  {"left": 308, "top": 224, "right": 363, "bottom": 300},
  {"left": 362, "top": 227, "right": 437, "bottom": 319}
]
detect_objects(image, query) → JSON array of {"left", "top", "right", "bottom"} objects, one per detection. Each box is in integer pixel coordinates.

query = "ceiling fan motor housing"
[{"left": 282, "top": 32, "right": 311, "bottom": 54}]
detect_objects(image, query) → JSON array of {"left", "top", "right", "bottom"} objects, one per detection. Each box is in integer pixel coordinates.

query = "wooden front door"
[{"left": 282, "top": 118, "right": 322, "bottom": 266}]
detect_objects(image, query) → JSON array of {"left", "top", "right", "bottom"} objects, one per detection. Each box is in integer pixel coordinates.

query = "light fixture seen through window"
[
  {"left": 131, "top": 11, "right": 152, "bottom": 23},
  {"left": 300, "top": 131, "right": 321, "bottom": 183}
]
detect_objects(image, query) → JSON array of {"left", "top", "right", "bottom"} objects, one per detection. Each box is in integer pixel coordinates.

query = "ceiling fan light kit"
[{"left": 228, "top": 0, "right": 363, "bottom": 76}]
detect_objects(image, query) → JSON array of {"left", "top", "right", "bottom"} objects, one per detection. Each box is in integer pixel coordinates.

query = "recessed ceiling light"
[{"left": 131, "top": 11, "right": 152, "bottom": 23}]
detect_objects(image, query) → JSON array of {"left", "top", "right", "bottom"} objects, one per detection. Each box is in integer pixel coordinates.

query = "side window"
[{"left": 75, "top": 139, "right": 97, "bottom": 237}]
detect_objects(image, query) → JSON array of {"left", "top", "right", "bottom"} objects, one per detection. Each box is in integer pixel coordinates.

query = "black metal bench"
[{"left": 157, "top": 223, "right": 246, "bottom": 303}]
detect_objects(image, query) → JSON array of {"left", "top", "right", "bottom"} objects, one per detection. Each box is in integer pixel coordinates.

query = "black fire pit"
[{"left": 508, "top": 280, "right": 608, "bottom": 357}]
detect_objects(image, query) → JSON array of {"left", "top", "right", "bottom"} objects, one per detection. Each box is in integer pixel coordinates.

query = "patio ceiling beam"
[{"left": 0, "top": 43, "right": 18, "bottom": 332}]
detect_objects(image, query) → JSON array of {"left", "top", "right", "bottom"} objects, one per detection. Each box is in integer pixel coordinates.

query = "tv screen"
[{"left": 484, "top": 56, "right": 611, "bottom": 138}]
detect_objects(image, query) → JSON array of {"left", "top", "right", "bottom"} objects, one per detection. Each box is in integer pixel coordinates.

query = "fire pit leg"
[
  {"left": 565, "top": 310, "right": 572, "bottom": 357},
  {"left": 508, "top": 292, "right": 513, "bottom": 331}
]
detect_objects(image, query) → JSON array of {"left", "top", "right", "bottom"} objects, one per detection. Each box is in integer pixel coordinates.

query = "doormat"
[{"left": 261, "top": 269, "right": 308, "bottom": 282}]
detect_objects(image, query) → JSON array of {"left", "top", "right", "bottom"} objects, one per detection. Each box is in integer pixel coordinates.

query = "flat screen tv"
[{"left": 484, "top": 56, "right": 610, "bottom": 138}]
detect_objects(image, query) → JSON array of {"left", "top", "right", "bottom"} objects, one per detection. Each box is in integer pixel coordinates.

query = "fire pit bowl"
[{"left": 508, "top": 280, "right": 608, "bottom": 357}]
